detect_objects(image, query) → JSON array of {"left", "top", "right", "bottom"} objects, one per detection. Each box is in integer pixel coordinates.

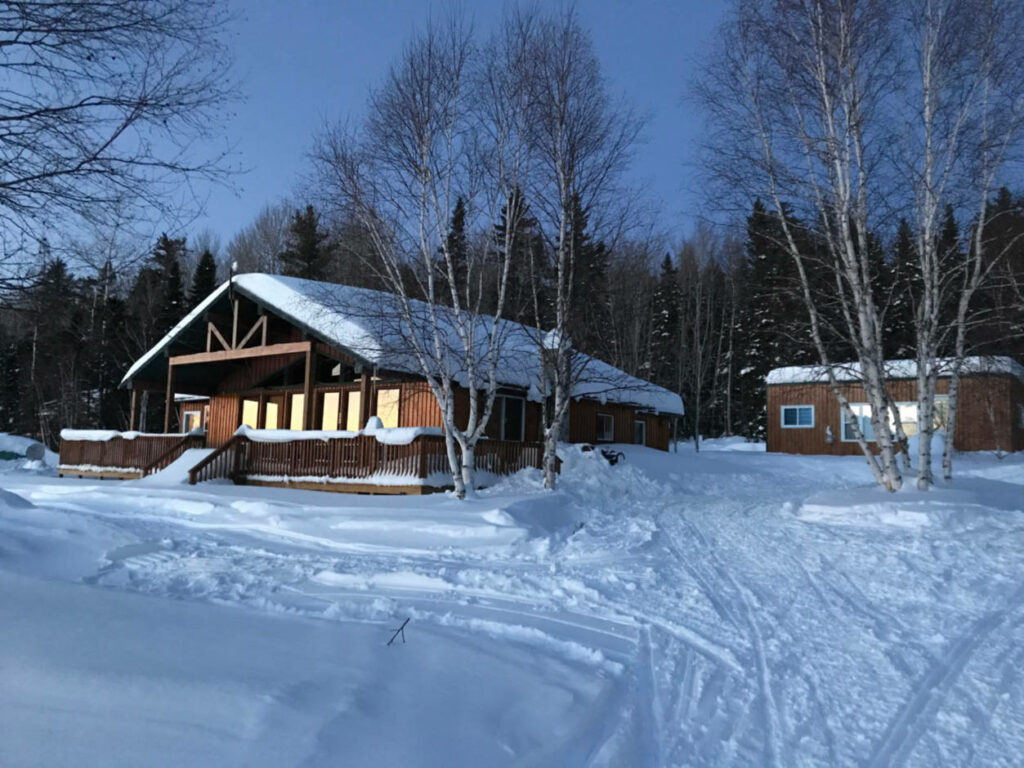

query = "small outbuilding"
[{"left": 766, "top": 357, "right": 1024, "bottom": 455}]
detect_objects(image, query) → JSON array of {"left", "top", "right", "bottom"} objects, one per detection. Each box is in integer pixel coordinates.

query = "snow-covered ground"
[{"left": 1, "top": 436, "right": 1022, "bottom": 767}]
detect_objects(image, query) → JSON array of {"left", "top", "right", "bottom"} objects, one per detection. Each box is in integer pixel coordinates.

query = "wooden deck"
[{"left": 58, "top": 430, "right": 546, "bottom": 494}]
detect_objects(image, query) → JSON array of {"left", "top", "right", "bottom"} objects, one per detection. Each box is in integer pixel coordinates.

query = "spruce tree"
[
  {"left": 649, "top": 253, "right": 681, "bottom": 390},
  {"left": 439, "top": 197, "right": 468, "bottom": 303},
  {"left": 189, "top": 249, "right": 219, "bottom": 308},
  {"left": 279, "top": 205, "right": 331, "bottom": 280},
  {"left": 886, "top": 219, "right": 917, "bottom": 358},
  {"left": 566, "top": 195, "right": 610, "bottom": 358}
]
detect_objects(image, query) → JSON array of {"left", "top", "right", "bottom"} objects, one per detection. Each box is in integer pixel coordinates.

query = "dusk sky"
[{"left": 193, "top": 0, "right": 726, "bottom": 249}]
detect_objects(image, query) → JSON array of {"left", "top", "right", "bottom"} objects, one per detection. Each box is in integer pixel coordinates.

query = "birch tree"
[
  {"left": 698, "top": 0, "right": 905, "bottom": 490},
  {"left": 311, "top": 16, "right": 531, "bottom": 498},
  {"left": 512, "top": 8, "right": 643, "bottom": 488}
]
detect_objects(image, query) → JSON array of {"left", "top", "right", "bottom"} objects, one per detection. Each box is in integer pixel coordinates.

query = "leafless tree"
[
  {"left": 901, "top": 0, "right": 1024, "bottom": 487},
  {"left": 0, "top": 0, "right": 236, "bottom": 287},
  {"left": 698, "top": 0, "right": 905, "bottom": 490},
  {"left": 310, "top": 14, "right": 532, "bottom": 498},
  {"left": 226, "top": 202, "right": 293, "bottom": 274},
  {"left": 512, "top": 7, "right": 644, "bottom": 488}
]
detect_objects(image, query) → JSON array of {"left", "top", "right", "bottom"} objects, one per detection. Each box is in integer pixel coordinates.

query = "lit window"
[
  {"left": 596, "top": 413, "right": 615, "bottom": 442},
  {"left": 263, "top": 400, "right": 280, "bottom": 429},
  {"left": 346, "top": 391, "right": 362, "bottom": 431},
  {"left": 321, "top": 391, "right": 340, "bottom": 430},
  {"left": 376, "top": 389, "right": 400, "bottom": 429},
  {"left": 781, "top": 405, "right": 814, "bottom": 428},
  {"left": 289, "top": 394, "right": 305, "bottom": 430},
  {"left": 182, "top": 411, "right": 201, "bottom": 433},
  {"left": 241, "top": 399, "right": 259, "bottom": 429}
]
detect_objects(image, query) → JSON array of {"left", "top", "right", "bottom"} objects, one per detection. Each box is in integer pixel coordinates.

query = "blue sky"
[{"left": 193, "top": 0, "right": 724, "bottom": 248}]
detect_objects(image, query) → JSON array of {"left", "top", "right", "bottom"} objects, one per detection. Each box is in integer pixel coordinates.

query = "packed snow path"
[{"left": 1, "top": 442, "right": 1022, "bottom": 766}]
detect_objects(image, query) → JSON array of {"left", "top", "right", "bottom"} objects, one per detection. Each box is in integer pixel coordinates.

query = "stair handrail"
[
  {"left": 141, "top": 431, "right": 206, "bottom": 477},
  {"left": 188, "top": 434, "right": 247, "bottom": 485}
]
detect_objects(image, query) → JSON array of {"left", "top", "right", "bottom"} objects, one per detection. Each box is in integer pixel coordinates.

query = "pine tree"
[
  {"left": 150, "top": 233, "right": 186, "bottom": 335},
  {"left": 492, "top": 188, "right": 542, "bottom": 322},
  {"left": 189, "top": 249, "right": 219, "bottom": 308},
  {"left": 279, "top": 205, "right": 331, "bottom": 280},
  {"left": 649, "top": 253, "right": 681, "bottom": 389},
  {"left": 566, "top": 195, "right": 610, "bottom": 358},
  {"left": 885, "top": 218, "right": 917, "bottom": 358},
  {"left": 439, "top": 197, "right": 468, "bottom": 304}
]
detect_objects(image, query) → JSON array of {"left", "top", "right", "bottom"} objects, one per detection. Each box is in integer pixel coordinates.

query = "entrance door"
[{"left": 633, "top": 419, "right": 647, "bottom": 446}]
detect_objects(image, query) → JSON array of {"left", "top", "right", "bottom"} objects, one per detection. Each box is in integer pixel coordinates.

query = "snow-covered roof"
[
  {"left": 766, "top": 356, "right": 1024, "bottom": 385},
  {"left": 122, "top": 274, "right": 684, "bottom": 415}
]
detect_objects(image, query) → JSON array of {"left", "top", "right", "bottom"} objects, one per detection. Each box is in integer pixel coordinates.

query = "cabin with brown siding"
[
  {"left": 766, "top": 358, "right": 1024, "bottom": 455},
  {"left": 61, "top": 274, "right": 682, "bottom": 491}
]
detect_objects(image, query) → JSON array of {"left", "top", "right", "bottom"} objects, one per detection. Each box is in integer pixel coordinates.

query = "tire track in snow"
[
  {"left": 865, "top": 581, "right": 1024, "bottom": 768},
  {"left": 659, "top": 507, "right": 784, "bottom": 768}
]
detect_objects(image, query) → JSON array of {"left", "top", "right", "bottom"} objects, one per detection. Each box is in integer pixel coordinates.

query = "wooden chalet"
[
  {"left": 58, "top": 274, "right": 684, "bottom": 493},
  {"left": 766, "top": 358, "right": 1024, "bottom": 455}
]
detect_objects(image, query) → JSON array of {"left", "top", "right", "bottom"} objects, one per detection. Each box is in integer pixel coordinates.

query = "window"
[
  {"left": 182, "top": 411, "right": 201, "bottom": 433},
  {"left": 596, "top": 413, "right": 615, "bottom": 442},
  {"left": 346, "top": 391, "right": 362, "bottom": 431},
  {"left": 842, "top": 403, "right": 875, "bottom": 442},
  {"left": 781, "top": 405, "right": 814, "bottom": 428},
  {"left": 321, "top": 391, "right": 340, "bottom": 430},
  {"left": 376, "top": 388, "right": 400, "bottom": 429},
  {"left": 241, "top": 398, "right": 259, "bottom": 429},
  {"left": 289, "top": 394, "right": 305, "bottom": 430},
  {"left": 496, "top": 396, "right": 525, "bottom": 441},
  {"left": 634, "top": 419, "right": 647, "bottom": 445},
  {"left": 1018, "top": 404, "right": 1024, "bottom": 430},
  {"left": 263, "top": 397, "right": 283, "bottom": 429}
]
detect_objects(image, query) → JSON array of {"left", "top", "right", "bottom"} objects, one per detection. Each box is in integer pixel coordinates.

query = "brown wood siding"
[
  {"left": 568, "top": 399, "right": 669, "bottom": 448},
  {"left": 767, "top": 375, "right": 1020, "bottom": 454},
  {"left": 207, "top": 394, "right": 240, "bottom": 447}
]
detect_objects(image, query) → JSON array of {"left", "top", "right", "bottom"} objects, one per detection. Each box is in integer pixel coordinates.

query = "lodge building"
[{"left": 58, "top": 274, "right": 683, "bottom": 492}]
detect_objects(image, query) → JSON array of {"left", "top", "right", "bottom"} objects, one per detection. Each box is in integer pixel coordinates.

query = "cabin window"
[
  {"left": 841, "top": 404, "right": 875, "bottom": 442},
  {"left": 241, "top": 398, "right": 259, "bottom": 429},
  {"left": 289, "top": 394, "right": 305, "bottom": 430},
  {"left": 376, "top": 388, "right": 400, "bottom": 429},
  {"left": 496, "top": 395, "right": 525, "bottom": 441},
  {"left": 1018, "top": 404, "right": 1024, "bottom": 430},
  {"left": 263, "top": 397, "right": 283, "bottom": 429},
  {"left": 781, "top": 405, "right": 814, "bottom": 428},
  {"left": 596, "top": 413, "right": 615, "bottom": 442},
  {"left": 346, "top": 391, "right": 362, "bottom": 431},
  {"left": 634, "top": 419, "right": 647, "bottom": 445},
  {"left": 182, "top": 411, "right": 201, "bottom": 433},
  {"left": 321, "top": 391, "right": 340, "bottom": 431}
]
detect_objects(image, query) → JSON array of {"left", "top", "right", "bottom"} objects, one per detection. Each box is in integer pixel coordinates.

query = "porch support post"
[
  {"left": 359, "top": 370, "right": 371, "bottom": 429},
  {"left": 163, "top": 363, "right": 175, "bottom": 433},
  {"left": 129, "top": 387, "right": 139, "bottom": 431},
  {"left": 301, "top": 349, "right": 314, "bottom": 430}
]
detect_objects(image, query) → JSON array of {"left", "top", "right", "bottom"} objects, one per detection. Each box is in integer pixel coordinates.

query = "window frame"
[
  {"left": 841, "top": 403, "right": 875, "bottom": 442},
  {"left": 497, "top": 395, "right": 525, "bottom": 441},
  {"left": 182, "top": 410, "right": 201, "bottom": 433},
  {"left": 780, "top": 404, "right": 815, "bottom": 429},
  {"left": 596, "top": 412, "right": 615, "bottom": 442},
  {"left": 633, "top": 418, "right": 647, "bottom": 446}
]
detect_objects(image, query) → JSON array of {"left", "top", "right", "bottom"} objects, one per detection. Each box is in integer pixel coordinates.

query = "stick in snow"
[{"left": 387, "top": 618, "right": 410, "bottom": 646}]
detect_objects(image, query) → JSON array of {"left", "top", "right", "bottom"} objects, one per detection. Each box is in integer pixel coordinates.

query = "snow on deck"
[{"left": 0, "top": 444, "right": 1022, "bottom": 765}]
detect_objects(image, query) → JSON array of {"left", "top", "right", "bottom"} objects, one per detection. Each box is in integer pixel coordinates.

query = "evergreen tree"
[
  {"left": 279, "top": 205, "right": 331, "bottom": 280},
  {"left": 492, "top": 188, "right": 542, "bottom": 322},
  {"left": 885, "top": 218, "right": 917, "bottom": 357},
  {"left": 649, "top": 253, "right": 681, "bottom": 389},
  {"left": 566, "top": 195, "right": 610, "bottom": 359},
  {"left": 439, "top": 197, "right": 468, "bottom": 303},
  {"left": 732, "top": 200, "right": 817, "bottom": 438},
  {"left": 189, "top": 249, "right": 219, "bottom": 308}
]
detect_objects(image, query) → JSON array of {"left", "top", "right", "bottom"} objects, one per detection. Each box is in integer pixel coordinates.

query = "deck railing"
[
  {"left": 59, "top": 432, "right": 204, "bottom": 474},
  {"left": 60, "top": 429, "right": 547, "bottom": 489},
  {"left": 188, "top": 433, "right": 544, "bottom": 487}
]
